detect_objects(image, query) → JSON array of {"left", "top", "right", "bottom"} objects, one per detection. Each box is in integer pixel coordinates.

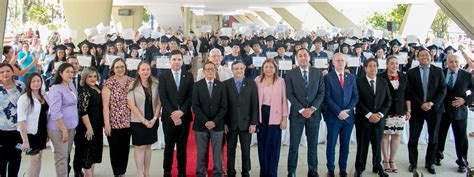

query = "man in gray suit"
[{"left": 285, "top": 48, "right": 325, "bottom": 177}]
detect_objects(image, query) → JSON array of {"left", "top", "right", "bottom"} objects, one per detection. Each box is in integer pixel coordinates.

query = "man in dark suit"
[
  {"left": 406, "top": 47, "right": 447, "bottom": 174},
  {"left": 158, "top": 50, "right": 194, "bottom": 177},
  {"left": 354, "top": 58, "right": 392, "bottom": 177},
  {"left": 323, "top": 53, "right": 359, "bottom": 177},
  {"left": 435, "top": 54, "right": 473, "bottom": 173},
  {"left": 285, "top": 48, "right": 325, "bottom": 177},
  {"left": 192, "top": 61, "right": 227, "bottom": 177},
  {"left": 224, "top": 61, "right": 259, "bottom": 177}
]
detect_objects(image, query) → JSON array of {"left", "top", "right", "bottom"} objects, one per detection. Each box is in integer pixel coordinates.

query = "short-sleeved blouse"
[{"left": 104, "top": 76, "right": 134, "bottom": 129}]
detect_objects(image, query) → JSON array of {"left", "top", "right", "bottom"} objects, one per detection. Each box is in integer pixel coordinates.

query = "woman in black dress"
[
  {"left": 17, "top": 73, "right": 48, "bottom": 177},
  {"left": 76, "top": 67, "right": 104, "bottom": 177}
]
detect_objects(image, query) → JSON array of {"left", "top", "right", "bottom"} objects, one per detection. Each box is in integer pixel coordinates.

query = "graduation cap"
[
  {"left": 443, "top": 45, "right": 457, "bottom": 53},
  {"left": 169, "top": 36, "right": 181, "bottom": 43},
  {"left": 138, "top": 37, "right": 148, "bottom": 44},
  {"left": 242, "top": 41, "right": 250, "bottom": 47},
  {"left": 371, "top": 45, "right": 386, "bottom": 53},
  {"left": 53, "top": 44, "right": 67, "bottom": 51},
  {"left": 389, "top": 39, "right": 402, "bottom": 47},
  {"left": 128, "top": 44, "right": 140, "bottom": 51},
  {"left": 336, "top": 37, "right": 345, "bottom": 43},
  {"left": 219, "top": 36, "right": 230, "bottom": 41},
  {"left": 146, "top": 37, "right": 155, "bottom": 43},
  {"left": 362, "top": 37, "right": 371, "bottom": 43},
  {"left": 312, "top": 36, "right": 325, "bottom": 45},
  {"left": 353, "top": 43, "right": 363, "bottom": 49},
  {"left": 418, "top": 45, "right": 429, "bottom": 52},
  {"left": 64, "top": 43, "right": 75, "bottom": 49},
  {"left": 209, "top": 35, "right": 218, "bottom": 40},
  {"left": 275, "top": 44, "right": 286, "bottom": 50},
  {"left": 265, "top": 35, "right": 275, "bottom": 42},
  {"left": 340, "top": 43, "right": 350, "bottom": 49},
  {"left": 125, "top": 39, "right": 134, "bottom": 46},
  {"left": 407, "top": 43, "right": 418, "bottom": 47},
  {"left": 105, "top": 41, "right": 116, "bottom": 48},
  {"left": 115, "top": 37, "right": 125, "bottom": 44},
  {"left": 351, "top": 36, "right": 359, "bottom": 40},
  {"left": 77, "top": 39, "right": 92, "bottom": 49},
  {"left": 229, "top": 40, "right": 241, "bottom": 48},
  {"left": 427, "top": 44, "right": 439, "bottom": 51},
  {"left": 284, "top": 39, "right": 293, "bottom": 44},
  {"left": 159, "top": 36, "right": 169, "bottom": 43},
  {"left": 249, "top": 40, "right": 261, "bottom": 47}
]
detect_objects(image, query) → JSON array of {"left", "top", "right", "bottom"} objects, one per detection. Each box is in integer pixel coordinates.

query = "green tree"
[
  {"left": 365, "top": 4, "right": 408, "bottom": 32},
  {"left": 143, "top": 7, "right": 151, "bottom": 22},
  {"left": 27, "top": 5, "right": 50, "bottom": 25},
  {"left": 431, "top": 10, "right": 450, "bottom": 39}
]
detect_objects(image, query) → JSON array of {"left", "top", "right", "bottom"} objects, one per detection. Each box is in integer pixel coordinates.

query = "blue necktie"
[
  {"left": 447, "top": 71, "right": 455, "bottom": 89},
  {"left": 174, "top": 72, "right": 180, "bottom": 91},
  {"left": 303, "top": 70, "right": 308, "bottom": 88},
  {"left": 236, "top": 80, "right": 242, "bottom": 93},
  {"left": 421, "top": 67, "right": 429, "bottom": 101}
]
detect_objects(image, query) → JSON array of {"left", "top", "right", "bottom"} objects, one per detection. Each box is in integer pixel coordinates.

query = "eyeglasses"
[{"left": 205, "top": 68, "right": 216, "bottom": 72}]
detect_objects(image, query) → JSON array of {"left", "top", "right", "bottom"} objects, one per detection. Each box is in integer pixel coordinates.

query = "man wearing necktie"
[
  {"left": 406, "top": 47, "right": 447, "bottom": 174},
  {"left": 158, "top": 50, "right": 194, "bottom": 177},
  {"left": 436, "top": 54, "right": 473, "bottom": 173},
  {"left": 224, "top": 61, "right": 259, "bottom": 177},
  {"left": 323, "top": 53, "right": 359, "bottom": 177},
  {"left": 192, "top": 61, "right": 227, "bottom": 177},
  {"left": 285, "top": 48, "right": 325, "bottom": 177},
  {"left": 354, "top": 58, "right": 391, "bottom": 177}
]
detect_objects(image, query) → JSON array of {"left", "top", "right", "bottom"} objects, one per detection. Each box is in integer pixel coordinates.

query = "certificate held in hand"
[
  {"left": 378, "top": 59, "right": 387, "bottom": 69},
  {"left": 126, "top": 58, "right": 141, "bottom": 70},
  {"left": 313, "top": 58, "right": 328, "bottom": 68},
  {"left": 279, "top": 60, "right": 292, "bottom": 70},
  {"left": 347, "top": 57, "right": 360, "bottom": 67},
  {"left": 106, "top": 55, "right": 120, "bottom": 66},
  {"left": 156, "top": 56, "right": 171, "bottom": 69},
  {"left": 77, "top": 55, "right": 92, "bottom": 67},
  {"left": 253, "top": 57, "right": 266, "bottom": 67},
  {"left": 183, "top": 55, "right": 192, "bottom": 65}
]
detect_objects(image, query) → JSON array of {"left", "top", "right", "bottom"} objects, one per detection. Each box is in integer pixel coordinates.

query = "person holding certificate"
[
  {"left": 127, "top": 45, "right": 143, "bottom": 78},
  {"left": 273, "top": 44, "right": 293, "bottom": 77},
  {"left": 248, "top": 40, "right": 266, "bottom": 80},
  {"left": 223, "top": 40, "right": 244, "bottom": 66},
  {"left": 348, "top": 43, "right": 367, "bottom": 77}
]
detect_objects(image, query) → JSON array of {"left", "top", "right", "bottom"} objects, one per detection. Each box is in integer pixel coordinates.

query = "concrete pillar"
[
  {"left": 308, "top": 2, "right": 356, "bottom": 28},
  {"left": 400, "top": 3, "right": 438, "bottom": 37},
  {"left": 435, "top": 0, "right": 474, "bottom": 38},
  {"left": 111, "top": 6, "right": 144, "bottom": 31},
  {"left": 245, "top": 13, "right": 267, "bottom": 27},
  {"left": 182, "top": 7, "right": 193, "bottom": 35},
  {"left": 255, "top": 11, "right": 278, "bottom": 26},
  {"left": 0, "top": 0, "right": 8, "bottom": 51},
  {"left": 272, "top": 8, "right": 303, "bottom": 30},
  {"left": 62, "top": 0, "right": 113, "bottom": 42}
]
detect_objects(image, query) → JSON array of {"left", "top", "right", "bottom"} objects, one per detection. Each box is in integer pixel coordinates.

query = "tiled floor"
[{"left": 18, "top": 138, "right": 474, "bottom": 176}]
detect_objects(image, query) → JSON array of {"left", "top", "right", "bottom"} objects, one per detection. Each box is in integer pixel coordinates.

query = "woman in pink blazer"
[{"left": 254, "top": 58, "right": 288, "bottom": 177}]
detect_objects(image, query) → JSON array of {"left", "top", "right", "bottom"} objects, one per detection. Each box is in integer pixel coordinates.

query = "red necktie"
[{"left": 339, "top": 73, "right": 344, "bottom": 88}]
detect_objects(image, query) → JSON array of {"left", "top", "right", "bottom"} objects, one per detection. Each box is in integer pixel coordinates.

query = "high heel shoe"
[
  {"left": 390, "top": 161, "right": 398, "bottom": 173},
  {"left": 383, "top": 161, "right": 392, "bottom": 172}
]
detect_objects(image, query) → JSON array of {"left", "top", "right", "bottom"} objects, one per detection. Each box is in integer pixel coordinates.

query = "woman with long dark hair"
[
  {"left": 47, "top": 62, "right": 78, "bottom": 176},
  {"left": 17, "top": 73, "right": 49, "bottom": 177}
]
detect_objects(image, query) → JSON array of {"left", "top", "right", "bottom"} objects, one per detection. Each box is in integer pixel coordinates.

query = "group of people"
[{"left": 0, "top": 27, "right": 473, "bottom": 177}]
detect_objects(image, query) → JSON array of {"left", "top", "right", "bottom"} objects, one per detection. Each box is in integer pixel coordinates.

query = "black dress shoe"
[
  {"left": 340, "top": 171, "right": 348, "bottom": 177},
  {"left": 434, "top": 158, "right": 442, "bottom": 166},
  {"left": 425, "top": 165, "right": 436, "bottom": 174},
  {"left": 308, "top": 171, "right": 319, "bottom": 177},
  {"left": 408, "top": 164, "right": 417, "bottom": 172},
  {"left": 458, "top": 166, "right": 467, "bottom": 173},
  {"left": 378, "top": 171, "right": 389, "bottom": 177},
  {"left": 287, "top": 172, "right": 295, "bottom": 177},
  {"left": 327, "top": 171, "right": 335, "bottom": 177},
  {"left": 354, "top": 171, "right": 363, "bottom": 177}
]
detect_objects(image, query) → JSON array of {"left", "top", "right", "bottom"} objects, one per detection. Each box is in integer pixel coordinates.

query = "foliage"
[
  {"left": 431, "top": 9, "right": 450, "bottom": 39},
  {"left": 27, "top": 5, "right": 50, "bottom": 25},
  {"left": 365, "top": 4, "right": 408, "bottom": 32},
  {"left": 143, "top": 7, "right": 151, "bottom": 22}
]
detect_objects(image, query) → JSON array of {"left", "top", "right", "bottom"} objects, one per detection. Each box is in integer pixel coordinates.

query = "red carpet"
[{"left": 171, "top": 119, "right": 228, "bottom": 176}]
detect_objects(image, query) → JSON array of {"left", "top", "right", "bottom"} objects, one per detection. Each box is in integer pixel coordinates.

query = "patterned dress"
[
  {"left": 0, "top": 80, "right": 25, "bottom": 131},
  {"left": 103, "top": 76, "right": 134, "bottom": 129}
]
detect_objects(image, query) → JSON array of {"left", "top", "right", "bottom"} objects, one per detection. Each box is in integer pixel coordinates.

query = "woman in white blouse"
[{"left": 17, "top": 73, "right": 49, "bottom": 177}]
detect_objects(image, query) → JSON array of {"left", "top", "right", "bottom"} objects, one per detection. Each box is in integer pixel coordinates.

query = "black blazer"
[
  {"left": 406, "top": 65, "right": 447, "bottom": 114},
  {"left": 285, "top": 67, "right": 325, "bottom": 120},
  {"left": 443, "top": 68, "right": 474, "bottom": 120},
  {"left": 356, "top": 76, "right": 392, "bottom": 127},
  {"left": 192, "top": 79, "right": 227, "bottom": 132},
  {"left": 378, "top": 71, "right": 408, "bottom": 115},
  {"left": 158, "top": 70, "right": 194, "bottom": 124},
  {"left": 224, "top": 78, "right": 259, "bottom": 131}
]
